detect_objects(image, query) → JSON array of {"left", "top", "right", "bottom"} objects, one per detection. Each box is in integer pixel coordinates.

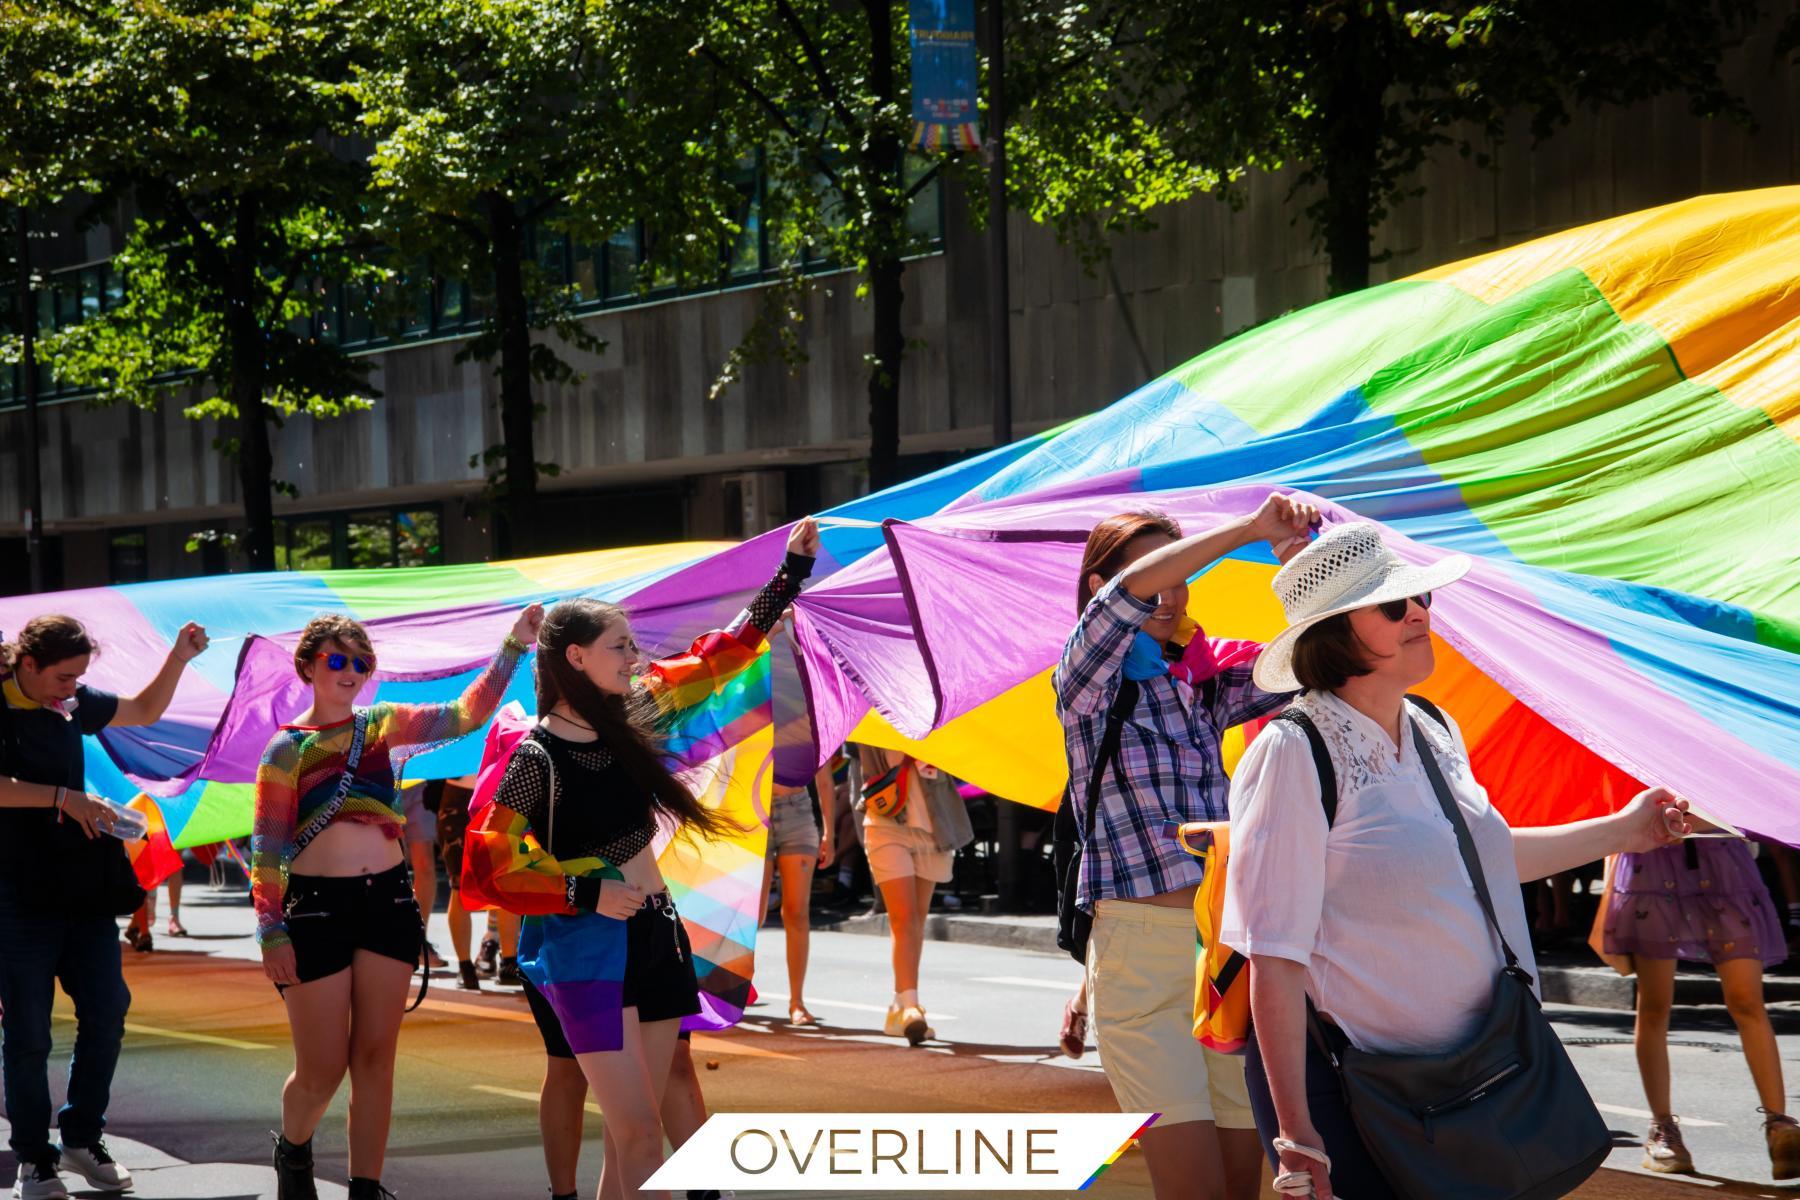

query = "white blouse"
[{"left": 1220, "top": 690, "right": 1537, "bottom": 1056}]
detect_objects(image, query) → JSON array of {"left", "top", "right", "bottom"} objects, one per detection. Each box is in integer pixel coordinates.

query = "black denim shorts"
[
  {"left": 522, "top": 892, "right": 701, "bottom": 1058},
  {"left": 278, "top": 863, "right": 422, "bottom": 991}
]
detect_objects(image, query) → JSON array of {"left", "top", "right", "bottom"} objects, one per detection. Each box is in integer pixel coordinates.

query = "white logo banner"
[{"left": 647, "top": 1112, "right": 1157, "bottom": 1192}]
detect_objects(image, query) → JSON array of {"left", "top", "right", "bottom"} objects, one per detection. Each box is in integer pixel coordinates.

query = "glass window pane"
[
  {"left": 435, "top": 278, "right": 465, "bottom": 329},
  {"left": 395, "top": 509, "right": 442, "bottom": 567},
  {"left": 729, "top": 184, "right": 762, "bottom": 279},
  {"left": 341, "top": 283, "right": 374, "bottom": 344},
  {"left": 103, "top": 265, "right": 125, "bottom": 311},
  {"left": 54, "top": 277, "right": 80, "bottom": 327},
  {"left": 289, "top": 519, "right": 334, "bottom": 570},
  {"left": 536, "top": 228, "right": 570, "bottom": 287},
  {"left": 905, "top": 154, "right": 940, "bottom": 242},
  {"left": 80, "top": 269, "right": 102, "bottom": 320},
  {"left": 108, "top": 530, "right": 147, "bottom": 583},
  {"left": 346, "top": 511, "right": 394, "bottom": 569},
  {"left": 571, "top": 245, "right": 599, "bottom": 304},
  {"left": 604, "top": 228, "right": 639, "bottom": 299},
  {"left": 400, "top": 261, "right": 431, "bottom": 336}
]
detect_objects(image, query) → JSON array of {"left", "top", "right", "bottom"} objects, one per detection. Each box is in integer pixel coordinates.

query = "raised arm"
[
  {"left": 639, "top": 519, "right": 818, "bottom": 728},
  {"left": 376, "top": 604, "right": 544, "bottom": 749},
  {"left": 1118, "top": 494, "right": 1317, "bottom": 604}
]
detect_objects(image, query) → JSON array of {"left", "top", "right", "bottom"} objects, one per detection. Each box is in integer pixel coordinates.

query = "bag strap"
[
  {"left": 516, "top": 735, "right": 560, "bottom": 852},
  {"left": 1275, "top": 709, "right": 1338, "bottom": 827},
  {"left": 1081, "top": 678, "right": 1140, "bottom": 847},
  {"left": 1410, "top": 717, "right": 1524, "bottom": 974},
  {"left": 293, "top": 713, "right": 368, "bottom": 853}
]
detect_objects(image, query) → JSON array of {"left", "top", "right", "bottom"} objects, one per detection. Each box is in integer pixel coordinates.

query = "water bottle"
[{"left": 94, "top": 796, "right": 149, "bottom": 842}]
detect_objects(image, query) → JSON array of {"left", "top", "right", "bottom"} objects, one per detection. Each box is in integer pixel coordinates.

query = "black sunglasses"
[
  {"left": 315, "top": 652, "right": 374, "bottom": 675},
  {"left": 1375, "top": 592, "right": 1433, "bottom": 622}
]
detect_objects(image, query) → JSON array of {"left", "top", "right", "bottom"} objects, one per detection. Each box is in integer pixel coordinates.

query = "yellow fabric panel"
[
  {"left": 851, "top": 669, "right": 1066, "bottom": 810},
  {"left": 849, "top": 557, "right": 1291, "bottom": 808},
  {"left": 510, "top": 541, "right": 736, "bottom": 590},
  {"left": 1410, "top": 187, "right": 1800, "bottom": 434}
]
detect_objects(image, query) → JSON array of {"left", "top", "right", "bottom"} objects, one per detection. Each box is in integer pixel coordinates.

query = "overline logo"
[{"left": 646, "top": 1112, "right": 1157, "bottom": 1191}]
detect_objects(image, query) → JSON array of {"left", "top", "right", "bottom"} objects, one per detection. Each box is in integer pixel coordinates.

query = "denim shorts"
[{"left": 766, "top": 791, "right": 821, "bottom": 859}]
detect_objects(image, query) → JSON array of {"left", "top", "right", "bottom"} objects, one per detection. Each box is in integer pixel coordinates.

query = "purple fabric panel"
[
  {"left": 161, "top": 603, "right": 520, "bottom": 791},
  {"left": 787, "top": 567, "right": 912, "bottom": 758},
  {"left": 884, "top": 522, "right": 1089, "bottom": 736},
  {"left": 542, "top": 978, "right": 626, "bottom": 1055}
]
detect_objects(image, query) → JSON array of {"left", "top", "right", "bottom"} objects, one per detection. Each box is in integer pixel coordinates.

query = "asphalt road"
[{"left": 6, "top": 884, "right": 1800, "bottom": 1198}]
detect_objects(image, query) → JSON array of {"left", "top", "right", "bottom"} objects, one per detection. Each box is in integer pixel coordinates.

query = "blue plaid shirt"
[{"left": 1055, "top": 577, "right": 1292, "bottom": 910}]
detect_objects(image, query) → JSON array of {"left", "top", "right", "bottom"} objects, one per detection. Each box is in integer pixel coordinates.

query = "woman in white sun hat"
[{"left": 1219, "top": 520, "right": 1694, "bottom": 1200}]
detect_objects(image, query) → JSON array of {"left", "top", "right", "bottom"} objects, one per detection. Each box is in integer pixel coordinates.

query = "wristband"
[
  {"left": 54, "top": 786, "right": 66, "bottom": 822},
  {"left": 503, "top": 633, "right": 530, "bottom": 655}
]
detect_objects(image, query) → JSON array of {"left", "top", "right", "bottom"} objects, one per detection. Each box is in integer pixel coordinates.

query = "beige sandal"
[{"left": 788, "top": 1005, "right": 819, "bottom": 1027}]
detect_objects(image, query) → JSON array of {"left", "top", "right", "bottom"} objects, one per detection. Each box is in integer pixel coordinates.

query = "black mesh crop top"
[{"left": 493, "top": 726, "right": 658, "bottom": 869}]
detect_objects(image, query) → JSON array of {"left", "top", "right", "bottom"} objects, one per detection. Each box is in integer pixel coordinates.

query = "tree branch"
[
  {"left": 901, "top": 159, "right": 942, "bottom": 203},
  {"left": 695, "top": 42, "right": 844, "bottom": 193},
  {"left": 773, "top": 0, "right": 859, "bottom": 139}
]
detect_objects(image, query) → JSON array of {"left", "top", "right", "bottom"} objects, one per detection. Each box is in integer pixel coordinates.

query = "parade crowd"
[{"left": 2, "top": 502, "right": 1793, "bottom": 1200}]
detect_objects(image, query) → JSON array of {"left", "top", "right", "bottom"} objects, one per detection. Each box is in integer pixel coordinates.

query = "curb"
[{"left": 819, "top": 913, "right": 1800, "bottom": 1011}]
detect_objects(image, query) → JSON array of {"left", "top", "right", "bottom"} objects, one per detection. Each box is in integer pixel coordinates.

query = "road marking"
[
  {"left": 55, "top": 1015, "right": 271, "bottom": 1051},
  {"left": 473, "top": 1084, "right": 600, "bottom": 1116},
  {"left": 758, "top": 992, "right": 957, "bottom": 1020},
  {"left": 1595, "top": 1102, "right": 1723, "bottom": 1128},
  {"left": 974, "top": 975, "right": 1081, "bottom": 992}
]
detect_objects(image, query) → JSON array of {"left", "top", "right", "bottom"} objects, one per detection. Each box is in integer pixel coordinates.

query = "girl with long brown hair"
[{"left": 466, "top": 518, "right": 819, "bottom": 1200}]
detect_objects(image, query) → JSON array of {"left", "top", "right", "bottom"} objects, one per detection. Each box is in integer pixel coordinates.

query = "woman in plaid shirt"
[{"left": 1056, "top": 494, "right": 1317, "bottom": 1200}]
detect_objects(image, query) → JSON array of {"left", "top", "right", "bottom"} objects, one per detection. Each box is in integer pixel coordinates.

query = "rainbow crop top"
[{"left": 251, "top": 639, "right": 523, "bottom": 948}]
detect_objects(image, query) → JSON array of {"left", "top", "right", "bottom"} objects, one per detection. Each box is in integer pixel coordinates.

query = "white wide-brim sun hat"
[{"left": 1253, "top": 521, "right": 1472, "bottom": 693}]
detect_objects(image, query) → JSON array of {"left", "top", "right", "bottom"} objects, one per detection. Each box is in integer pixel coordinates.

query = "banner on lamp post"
[
  {"left": 909, "top": 0, "right": 982, "bottom": 151},
  {"left": 648, "top": 1112, "right": 1157, "bottom": 1191}
]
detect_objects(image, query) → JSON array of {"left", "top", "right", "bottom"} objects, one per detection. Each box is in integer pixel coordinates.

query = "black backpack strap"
[
  {"left": 1405, "top": 693, "right": 1447, "bottom": 733},
  {"left": 1274, "top": 708, "right": 1338, "bottom": 827},
  {"left": 1081, "top": 677, "right": 1140, "bottom": 847}
]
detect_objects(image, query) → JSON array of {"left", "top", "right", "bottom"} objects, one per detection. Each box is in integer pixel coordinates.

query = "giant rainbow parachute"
[{"left": 5, "top": 187, "right": 1798, "bottom": 1022}]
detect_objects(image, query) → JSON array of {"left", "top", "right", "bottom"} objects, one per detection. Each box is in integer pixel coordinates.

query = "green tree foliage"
[
  {"left": 3, "top": 0, "right": 383, "bottom": 570},
  {"left": 1010, "top": 1, "right": 1764, "bottom": 294},
  {"left": 676, "top": 0, "right": 980, "bottom": 490},
  {"left": 352, "top": 0, "right": 740, "bottom": 554}
]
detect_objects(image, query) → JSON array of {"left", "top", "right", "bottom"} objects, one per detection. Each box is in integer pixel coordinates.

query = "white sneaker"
[
  {"left": 12, "top": 1158, "right": 69, "bottom": 1200},
  {"left": 57, "top": 1139, "right": 132, "bottom": 1192}
]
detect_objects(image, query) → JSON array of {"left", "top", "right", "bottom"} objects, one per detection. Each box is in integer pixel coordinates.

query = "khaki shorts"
[
  {"left": 1085, "top": 898, "right": 1254, "bottom": 1129},
  {"left": 862, "top": 822, "right": 954, "bottom": 887}
]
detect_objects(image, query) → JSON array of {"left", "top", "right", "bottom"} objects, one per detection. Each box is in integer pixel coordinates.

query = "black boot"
[
  {"left": 271, "top": 1131, "right": 317, "bottom": 1200},
  {"left": 496, "top": 955, "right": 524, "bottom": 986},
  {"left": 457, "top": 960, "right": 480, "bottom": 990},
  {"left": 347, "top": 1177, "right": 397, "bottom": 1200}
]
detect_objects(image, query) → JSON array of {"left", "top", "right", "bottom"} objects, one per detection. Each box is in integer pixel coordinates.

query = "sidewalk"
[{"left": 819, "top": 909, "right": 1800, "bottom": 1011}]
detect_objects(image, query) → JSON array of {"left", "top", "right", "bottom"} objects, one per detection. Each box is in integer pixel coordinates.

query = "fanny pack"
[{"left": 861, "top": 758, "right": 910, "bottom": 821}]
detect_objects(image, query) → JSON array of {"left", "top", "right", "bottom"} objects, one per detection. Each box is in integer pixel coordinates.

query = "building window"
[
  {"left": 274, "top": 505, "right": 444, "bottom": 571},
  {"left": 109, "top": 529, "right": 148, "bottom": 584}
]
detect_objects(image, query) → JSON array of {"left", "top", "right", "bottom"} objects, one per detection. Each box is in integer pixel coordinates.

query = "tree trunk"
[
  {"left": 227, "top": 194, "right": 276, "bottom": 572},
  {"left": 485, "top": 190, "right": 538, "bottom": 558},
  {"left": 864, "top": 0, "right": 906, "bottom": 491},
  {"left": 1317, "top": 12, "right": 1387, "bottom": 295}
]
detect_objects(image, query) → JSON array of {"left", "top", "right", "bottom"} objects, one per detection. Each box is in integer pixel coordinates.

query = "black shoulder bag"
[
  {"left": 1279, "top": 698, "right": 1610, "bottom": 1200},
  {"left": 1054, "top": 678, "right": 1139, "bottom": 963}
]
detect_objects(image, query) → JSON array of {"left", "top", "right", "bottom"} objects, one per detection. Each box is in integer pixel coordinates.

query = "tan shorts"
[
  {"left": 862, "top": 822, "right": 954, "bottom": 887},
  {"left": 1085, "top": 898, "right": 1254, "bottom": 1129}
]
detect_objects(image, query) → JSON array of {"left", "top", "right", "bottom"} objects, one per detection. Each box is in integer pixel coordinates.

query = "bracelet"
[
  {"left": 54, "top": 786, "right": 67, "bottom": 822},
  {"left": 503, "top": 633, "right": 530, "bottom": 654}
]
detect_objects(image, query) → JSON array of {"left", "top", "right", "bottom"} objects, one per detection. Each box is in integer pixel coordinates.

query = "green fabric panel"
[
  {"left": 1169, "top": 280, "right": 1492, "bottom": 434},
  {"left": 312, "top": 562, "right": 539, "bottom": 619},
  {"left": 171, "top": 782, "right": 256, "bottom": 849},
  {"left": 1360, "top": 268, "right": 1800, "bottom": 647}
]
